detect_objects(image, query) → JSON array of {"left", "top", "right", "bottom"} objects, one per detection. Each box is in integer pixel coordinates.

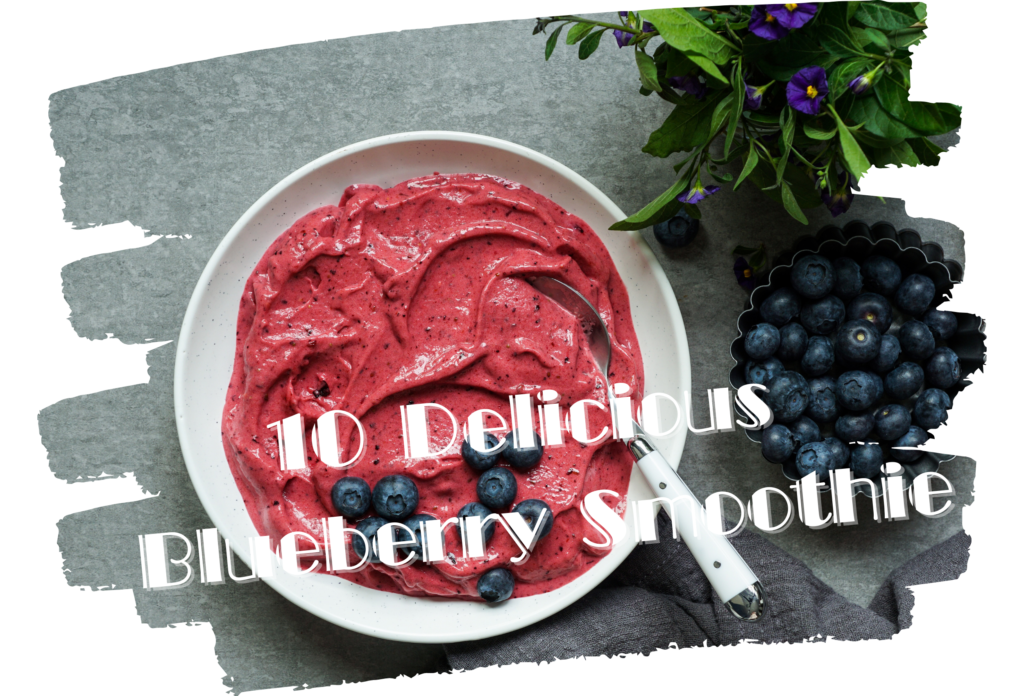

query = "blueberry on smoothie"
[
  {"left": 836, "top": 370, "right": 883, "bottom": 411},
  {"left": 461, "top": 432, "right": 505, "bottom": 472},
  {"left": 458, "top": 502, "right": 496, "bottom": 543},
  {"left": 869, "top": 334, "right": 901, "bottom": 374},
  {"left": 372, "top": 474, "right": 420, "bottom": 521},
  {"left": 404, "top": 513, "right": 438, "bottom": 560},
  {"left": 353, "top": 517, "right": 388, "bottom": 563},
  {"left": 850, "top": 443, "right": 884, "bottom": 479},
  {"left": 800, "top": 336, "right": 835, "bottom": 377},
  {"left": 800, "top": 295, "right": 845, "bottom": 335},
  {"left": 512, "top": 499, "right": 555, "bottom": 540},
  {"left": 794, "top": 441, "right": 836, "bottom": 482},
  {"left": 835, "top": 412, "right": 875, "bottom": 442},
  {"left": 652, "top": 210, "right": 699, "bottom": 248},
  {"left": 914, "top": 388, "right": 951, "bottom": 430},
  {"left": 823, "top": 437, "right": 850, "bottom": 467},
  {"left": 806, "top": 377, "right": 841, "bottom": 424},
  {"left": 926, "top": 347, "right": 962, "bottom": 389},
  {"left": 761, "top": 424, "right": 797, "bottom": 463},
  {"left": 891, "top": 426, "right": 931, "bottom": 463},
  {"left": 835, "top": 319, "right": 881, "bottom": 365},
  {"left": 777, "top": 322, "right": 809, "bottom": 361},
  {"left": 477, "top": 568, "right": 515, "bottom": 603},
  {"left": 504, "top": 432, "right": 543, "bottom": 470},
  {"left": 745, "top": 323, "right": 781, "bottom": 360},
  {"left": 924, "top": 309, "right": 958, "bottom": 341},
  {"left": 759, "top": 287, "right": 802, "bottom": 326},
  {"left": 899, "top": 319, "right": 936, "bottom": 361},
  {"left": 861, "top": 255, "right": 902, "bottom": 296},
  {"left": 832, "top": 257, "right": 864, "bottom": 301},
  {"left": 873, "top": 403, "right": 912, "bottom": 441},
  {"left": 884, "top": 362, "right": 925, "bottom": 400},
  {"left": 331, "top": 476, "right": 372, "bottom": 518},
  {"left": 745, "top": 356, "right": 784, "bottom": 386},
  {"left": 895, "top": 274, "right": 936, "bottom": 317},
  {"left": 789, "top": 416, "right": 822, "bottom": 449},
  {"left": 765, "top": 371, "right": 810, "bottom": 423},
  {"left": 790, "top": 254, "right": 835, "bottom": 300},
  {"left": 846, "top": 292, "right": 893, "bottom": 333},
  {"left": 477, "top": 467, "right": 518, "bottom": 509}
]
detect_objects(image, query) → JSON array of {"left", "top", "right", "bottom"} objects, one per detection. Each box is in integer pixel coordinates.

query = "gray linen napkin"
[{"left": 444, "top": 513, "right": 970, "bottom": 668}]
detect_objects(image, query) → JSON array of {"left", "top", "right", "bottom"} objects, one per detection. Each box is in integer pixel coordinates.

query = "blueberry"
[
  {"left": 892, "top": 426, "right": 931, "bottom": 463},
  {"left": 800, "top": 295, "right": 845, "bottom": 335},
  {"left": 924, "top": 309, "right": 958, "bottom": 340},
  {"left": 800, "top": 336, "right": 834, "bottom": 377},
  {"left": 477, "top": 567, "right": 515, "bottom": 603},
  {"left": 846, "top": 293, "right": 893, "bottom": 333},
  {"left": 372, "top": 474, "right": 420, "bottom": 521},
  {"left": 823, "top": 437, "right": 850, "bottom": 467},
  {"left": 861, "top": 255, "right": 902, "bottom": 296},
  {"left": 835, "top": 412, "right": 875, "bottom": 442},
  {"left": 404, "top": 513, "right": 438, "bottom": 560},
  {"left": 834, "top": 319, "right": 881, "bottom": 365},
  {"left": 477, "top": 467, "right": 518, "bottom": 509},
  {"left": 652, "top": 210, "right": 699, "bottom": 248},
  {"left": 836, "top": 370, "right": 883, "bottom": 411},
  {"left": 512, "top": 499, "right": 555, "bottom": 540},
  {"left": 926, "top": 347, "right": 961, "bottom": 389},
  {"left": 745, "top": 323, "right": 781, "bottom": 360},
  {"left": 884, "top": 362, "right": 925, "bottom": 400},
  {"left": 806, "top": 377, "right": 841, "bottom": 424},
  {"left": 795, "top": 442, "right": 836, "bottom": 482},
  {"left": 461, "top": 433, "right": 505, "bottom": 472},
  {"left": 790, "top": 254, "right": 835, "bottom": 300},
  {"left": 759, "top": 288, "right": 802, "bottom": 326},
  {"left": 895, "top": 274, "right": 936, "bottom": 316},
  {"left": 789, "top": 416, "right": 822, "bottom": 448},
  {"left": 331, "top": 476, "right": 372, "bottom": 518},
  {"left": 850, "top": 443, "right": 884, "bottom": 479},
  {"left": 869, "top": 334, "right": 901, "bottom": 374},
  {"left": 353, "top": 517, "right": 388, "bottom": 563},
  {"left": 458, "top": 502, "right": 496, "bottom": 543},
  {"left": 503, "top": 432, "right": 543, "bottom": 470},
  {"left": 832, "top": 257, "right": 863, "bottom": 301},
  {"left": 765, "top": 371, "right": 810, "bottom": 423},
  {"left": 777, "top": 322, "right": 809, "bottom": 361},
  {"left": 899, "top": 319, "right": 936, "bottom": 361},
  {"left": 745, "top": 356, "right": 784, "bottom": 386},
  {"left": 914, "top": 388, "right": 951, "bottom": 430},
  {"left": 873, "top": 403, "right": 912, "bottom": 441},
  {"left": 761, "top": 424, "right": 796, "bottom": 463}
]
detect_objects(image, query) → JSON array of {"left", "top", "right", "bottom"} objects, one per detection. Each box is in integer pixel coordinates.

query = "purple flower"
[
  {"left": 614, "top": 29, "right": 635, "bottom": 47},
  {"left": 734, "top": 258, "right": 758, "bottom": 291},
  {"left": 677, "top": 182, "right": 721, "bottom": 205},
  {"left": 765, "top": 3, "right": 817, "bottom": 29},
  {"left": 642, "top": 21, "right": 654, "bottom": 33},
  {"left": 749, "top": 6, "right": 789, "bottom": 40},
  {"left": 821, "top": 172, "right": 854, "bottom": 217},
  {"left": 619, "top": 11, "right": 628, "bottom": 17},
  {"left": 745, "top": 83, "right": 767, "bottom": 110},
  {"left": 786, "top": 66, "right": 829, "bottom": 115},
  {"left": 669, "top": 74, "right": 707, "bottom": 100},
  {"left": 848, "top": 73, "right": 873, "bottom": 95}
]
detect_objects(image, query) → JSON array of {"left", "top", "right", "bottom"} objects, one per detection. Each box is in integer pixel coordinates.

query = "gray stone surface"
[{"left": 43, "top": 15, "right": 973, "bottom": 692}]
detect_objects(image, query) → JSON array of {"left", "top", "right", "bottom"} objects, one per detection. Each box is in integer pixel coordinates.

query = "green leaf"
[
  {"left": 859, "top": 27, "right": 890, "bottom": 49},
  {"left": 545, "top": 24, "right": 564, "bottom": 61},
  {"left": 735, "top": 143, "right": 759, "bottom": 190},
  {"left": 776, "top": 108, "right": 795, "bottom": 185},
  {"left": 566, "top": 22, "right": 595, "bottom": 45},
  {"left": 608, "top": 178, "right": 690, "bottom": 231},
  {"left": 666, "top": 49, "right": 698, "bottom": 78},
  {"left": 804, "top": 121, "right": 837, "bottom": 140},
  {"left": 578, "top": 28, "right": 605, "bottom": 60},
  {"left": 681, "top": 202, "right": 702, "bottom": 220},
  {"left": 849, "top": 95, "right": 922, "bottom": 139},
  {"left": 906, "top": 137, "right": 944, "bottom": 166},
  {"left": 635, "top": 50, "right": 662, "bottom": 92},
  {"left": 724, "top": 70, "right": 744, "bottom": 155},
  {"left": 748, "top": 248, "right": 767, "bottom": 270},
  {"left": 642, "top": 93, "right": 723, "bottom": 158},
  {"left": 639, "top": 86, "right": 654, "bottom": 96},
  {"left": 818, "top": 25, "right": 868, "bottom": 58},
  {"left": 711, "top": 92, "right": 735, "bottom": 138},
  {"left": 780, "top": 181, "right": 810, "bottom": 224},
  {"left": 891, "top": 29, "right": 926, "bottom": 48},
  {"left": 683, "top": 51, "right": 728, "bottom": 84},
  {"left": 831, "top": 106, "right": 872, "bottom": 180},
  {"left": 643, "top": 8, "right": 737, "bottom": 65},
  {"left": 874, "top": 74, "right": 961, "bottom": 136},
  {"left": 710, "top": 171, "right": 735, "bottom": 184},
  {"left": 854, "top": 2, "right": 919, "bottom": 30}
]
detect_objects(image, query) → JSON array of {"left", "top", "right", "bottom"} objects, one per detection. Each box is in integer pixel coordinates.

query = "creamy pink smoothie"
[{"left": 222, "top": 173, "right": 644, "bottom": 599}]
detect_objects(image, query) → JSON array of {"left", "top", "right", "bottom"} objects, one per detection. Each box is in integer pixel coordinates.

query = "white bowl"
[{"left": 174, "top": 131, "right": 690, "bottom": 643}]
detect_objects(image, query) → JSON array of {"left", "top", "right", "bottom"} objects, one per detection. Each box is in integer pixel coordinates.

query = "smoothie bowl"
[{"left": 175, "top": 132, "right": 690, "bottom": 642}]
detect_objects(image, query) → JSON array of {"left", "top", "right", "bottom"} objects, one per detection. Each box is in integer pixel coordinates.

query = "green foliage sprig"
[{"left": 533, "top": 3, "right": 960, "bottom": 228}]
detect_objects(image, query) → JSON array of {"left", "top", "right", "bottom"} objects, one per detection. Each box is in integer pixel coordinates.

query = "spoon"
[{"left": 528, "top": 276, "right": 766, "bottom": 621}]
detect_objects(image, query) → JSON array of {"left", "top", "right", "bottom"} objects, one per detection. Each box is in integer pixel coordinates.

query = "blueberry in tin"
[
  {"left": 761, "top": 424, "right": 797, "bottom": 463},
  {"left": 800, "top": 295, "right": 846, "bottom": 335},
  {"left": 850, "top": 443, "right": 884, "bottom": 479},
  {"left": 478, "top": 567, "right": 515, "bottom": 603},
  {"left": 836, "top": 370, "right": 883, "bottom": 411},
  {"left": 795, "top": 441, "right": 836, "bottom": 481},
  {"left": 745, "top": 323, "right": 782, "bottom": 361},
  {"left": 372, "top": 474, "right": 420, "bottom": 521},
  {"left": 777, "top": 322, "right": 809, "bottom": 361},
  {"left": 924, "top": 309, "right": 958, "bottom": 340},
  {"left": 331, "top": 476, "right": 372, "bottom": 518},
  {"left": 765, "top": 370, "right": 811, "bottom": 423},
  {"left": 806, "top": 376, "right": 841, "bottom": 424},
  {"left": 503, "top": 431, "right": 544, "bottom": 470},
  {"left": 884, "top": 362, "right": 925, "bottom": 400},
  {"left": 790, "top": 254, "right": 835, "bottom": 300},
  {"left": 800, "top": 336, "right": 835, "bottom": 377},
  {"left": 832, "top": 256, "right": 864, "bottom": 301},
  {"left": 873, "top": 403, "right": 912, "bottom": 441},
  {"left": 461, "top": 432, "right": 505, "bottom": 472},
  {"left": 846, "top": 292, "right": 893, "bottom": 333},
  {"left": 926, "top": 347, "right": 961, "bottom": 389},
  {"left": 899, "top": 319, "right": 936, "bottom": 361},
  {"left": 895, "top": 273, "right": 936, "bottom": 316},
  {"left": 892, "top": 425, "right": 931, "bottom": 463},
  {"left": 861, "top": 255, "right": 902, "bottom": 296},
  {"left": 759, "top": 287, "right": 803, "bottom": 326},
  {"left": 477, "top": 467, "right": 518, "bottom": 509},
  {"left": 458, "top": 501, "right": 497, "bottom": 543},
  {"left": 789, "top": 416, "right": 822, "bottom": 448},
  {"left": 914, "top": 388, "right": 951, "bottom": 430},
  {"left": 835, "top": 319, "right": 881, "bottom": 364},
  {"left": 745, "top": 356, "right": 784, "bottom": 386},
  {"left": 512, "top": 499, "right": 555, "bottom": 540},
  {"left": 835, "top": 412, "right": 874, "bottom": 442},
  {"left": 869, "top": 334, "right": 901, "bottom": 374}
]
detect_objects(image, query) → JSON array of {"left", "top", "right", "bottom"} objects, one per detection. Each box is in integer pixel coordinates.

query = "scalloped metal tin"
[{"left": 729, "top": 221, "right": 986, "bottom": 498}]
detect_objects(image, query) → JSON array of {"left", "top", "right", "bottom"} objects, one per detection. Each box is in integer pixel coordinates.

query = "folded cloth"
[{"left": 444, "top": 513, "right": 970, "bottom": 669}]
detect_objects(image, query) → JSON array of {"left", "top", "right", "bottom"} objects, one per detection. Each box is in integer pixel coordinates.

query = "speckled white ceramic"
[{"left": 174, "top": 132, "right": 690, "bottom": 643}]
